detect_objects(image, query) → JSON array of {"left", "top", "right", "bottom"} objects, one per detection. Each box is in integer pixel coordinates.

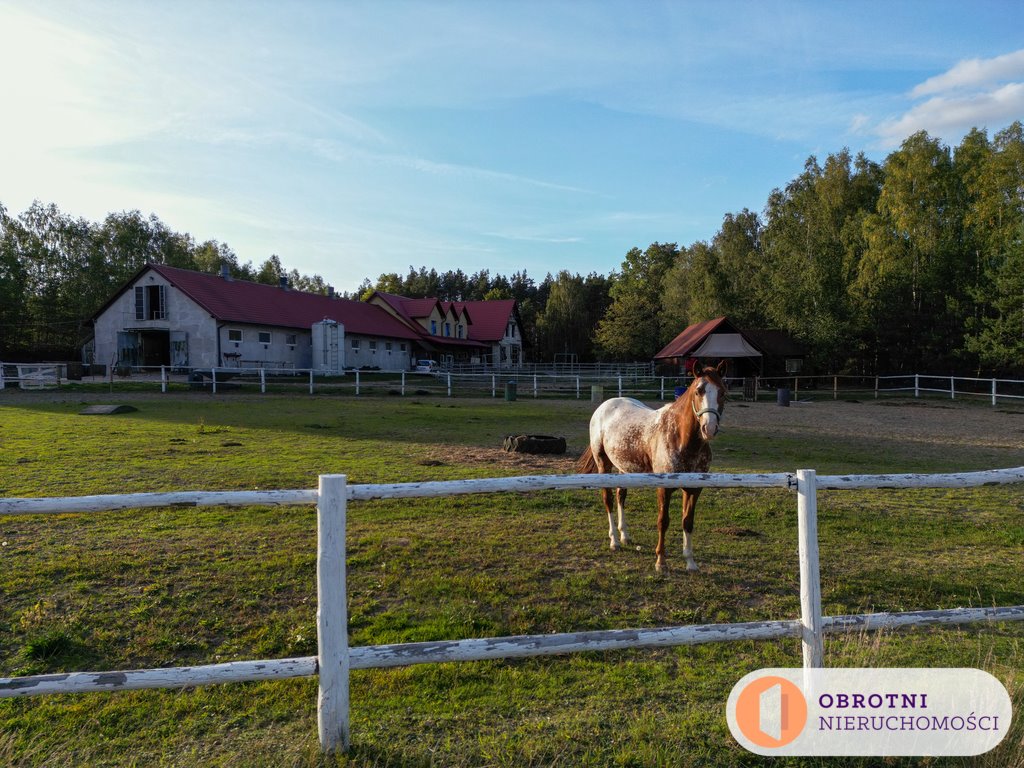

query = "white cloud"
[
  {"left": 871, "top": 49, "right": 1024, "bottom": 148},
  {"left": 911, "top": 49, "right": 1024, "bottom": 97},
  {"left": 877, "top": 83, "right": 1024, "bottom": 146}
]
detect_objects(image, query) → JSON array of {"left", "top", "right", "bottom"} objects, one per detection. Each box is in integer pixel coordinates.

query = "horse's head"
[{"left": 691, "top": 362, "right": 727, "bottom": 441}]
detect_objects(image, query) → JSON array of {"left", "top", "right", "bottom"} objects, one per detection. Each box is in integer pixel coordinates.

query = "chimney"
[
  {"left": 279, "top": 276, "right": 289, "bottom": 290},
  {"left": 327, "top": 286, "right": 335, "bottom": 299},
  {"left": 220, "top": 264, "right": 232, "bottom": 281}
]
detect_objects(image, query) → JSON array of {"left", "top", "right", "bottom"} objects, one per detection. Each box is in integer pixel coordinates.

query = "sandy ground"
[
  {"left": 439, "top": 397, "right": 1024, "bottom": 472},
  {"left": 728, "top": 397, "right": 1024, "bottom": 452}
]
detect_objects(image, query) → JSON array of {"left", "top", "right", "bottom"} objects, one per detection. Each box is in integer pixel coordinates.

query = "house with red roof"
[
  {"left": 91, "top": 264, "right": 524, "bottom": 372},
  {"left": 367, "top": 292, "right": 524, "bottom": 368}
]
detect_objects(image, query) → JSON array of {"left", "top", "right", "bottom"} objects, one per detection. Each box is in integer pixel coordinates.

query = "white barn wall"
[
  {"left": 219, "top": 325, "right": 312, "bottom": 369},
  {"left": 93, "top": 271, "right": 220, "bottom": 370},
  {"left": 345, "top": 334, "right": 414, "bottom": 370}
]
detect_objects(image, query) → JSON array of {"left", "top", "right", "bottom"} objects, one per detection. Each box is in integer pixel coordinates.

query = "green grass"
[{"left": 1, "top": 393, "right": 1023, "bottom": 767}]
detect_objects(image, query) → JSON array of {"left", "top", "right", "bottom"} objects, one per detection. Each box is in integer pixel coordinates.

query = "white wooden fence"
[{"left": 2, "top": 467, "right": 1024, "bottom": 754}]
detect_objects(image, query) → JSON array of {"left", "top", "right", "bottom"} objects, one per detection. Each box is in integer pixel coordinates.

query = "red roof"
[
  {"left": 147, "top": 265, "right": 421, "bottom": 339},
  {"left": 369, "top": 292, "right": 517, "bottom": 344},
  {"left": 460, "top": 300, "right": 517, "bottom": 343},
  {"left": 654, "top": 316, "right": 734, "bottom": 359}
]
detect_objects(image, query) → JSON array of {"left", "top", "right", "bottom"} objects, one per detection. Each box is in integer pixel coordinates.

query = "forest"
[{"left": 1, "top": 124, "right": 1021, "bottom": 375}]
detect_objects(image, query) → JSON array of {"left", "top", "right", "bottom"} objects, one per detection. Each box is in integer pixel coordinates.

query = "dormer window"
[
  {"left": 444, "top": 322, "right": 451, "bottom": 337},
  {"left": 430, "top": 320, "right": 437, "bottom": 335}
]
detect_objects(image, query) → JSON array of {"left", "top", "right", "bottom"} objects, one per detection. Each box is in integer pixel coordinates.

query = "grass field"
[{"left": 1, "top": 392, "right": 1023, "bottom": 767}]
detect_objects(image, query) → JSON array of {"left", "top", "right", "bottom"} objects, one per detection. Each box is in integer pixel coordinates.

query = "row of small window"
[
  {"left": 429, "top": 320, "right": 464, "bottom": 338},
  {"left": 351, "top": 339, "right": 406, "bottom": 353},
  {"left": 227, "top": 329, "right": 298, "bottom": 345}
]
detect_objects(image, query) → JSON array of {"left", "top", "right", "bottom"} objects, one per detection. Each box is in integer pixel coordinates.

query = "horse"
[{"left": 576, "top": 362, "right": 727, "bottom": 573}]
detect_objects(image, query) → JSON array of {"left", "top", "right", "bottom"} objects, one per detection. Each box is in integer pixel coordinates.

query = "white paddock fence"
[{"left": 2, "top": 467, "right": 1024, "bottom": 754}]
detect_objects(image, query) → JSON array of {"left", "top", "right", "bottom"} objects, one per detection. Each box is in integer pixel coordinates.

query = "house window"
[
  {"left": 134, "top": 284, "right": 168, "bottom": 320},
  {"left": 351, "top": 339, "right": 361, "bottom": 351},
  {"left": 399, "top": 343, "right": 407, "bottom": 352},
  {"left": 430, "top": 320, "right": 437, "bottom": 335},
  {"left": 385, "top": 342, "right": 392, "bottom": 353},
  {"left": 285, "top": 334, "right": 297, "bottom": 346},
  {"left": 258, "top": 332, "right": 272, "bottom": 344},
  {"left": 369, "top": 340, "right": 377, "bottom": 353},
  {"left": 228, "top": 329, "right": 243, "bottom": 343}
]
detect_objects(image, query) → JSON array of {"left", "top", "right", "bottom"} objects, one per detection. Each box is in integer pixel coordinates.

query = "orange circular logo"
[{"left": 733, "top": 675, "right": 808, "bottom": 748}]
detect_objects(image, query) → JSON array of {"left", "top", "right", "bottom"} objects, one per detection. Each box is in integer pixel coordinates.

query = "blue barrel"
[{"left": 777, "top": 387, "right": 791, "bottom": 407}]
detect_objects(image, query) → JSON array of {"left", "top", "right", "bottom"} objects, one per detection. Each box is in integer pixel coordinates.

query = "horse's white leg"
[
  {"left": 655, "top": 487, "right": 672, "bottom": 573},
  {"left": 602, "top": 488, "right": 619, "bottom": 550},
  {"left": 615, "top": 487, "right": 630, "bottom": 546},
  {"left": 681, "top": 488, "right": 701, "bottom": 572}
]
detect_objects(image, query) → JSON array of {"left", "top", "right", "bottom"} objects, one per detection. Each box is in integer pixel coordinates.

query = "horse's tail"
[{"left": 576, "top": 445, "right": 598, "bottom": 474}]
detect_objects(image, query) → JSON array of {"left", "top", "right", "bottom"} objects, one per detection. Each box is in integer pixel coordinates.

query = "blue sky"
[{"left": 2, "top": 1, "right": 1023, "bottom": 294}]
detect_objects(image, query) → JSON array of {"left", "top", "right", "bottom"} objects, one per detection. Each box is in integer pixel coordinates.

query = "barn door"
[
  {"left": 170, "top": 331, "right": 189, "bottom": 370},
  {"left": 117, "top": 332, "right": 139, "bottom": 367}
]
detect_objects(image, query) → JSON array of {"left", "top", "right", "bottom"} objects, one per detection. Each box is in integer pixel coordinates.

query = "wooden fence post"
[
  {"left": 796, "top": 469, "right": 824, "bottom": 669},
  {"left": 317, "top": 474, "right": 350, "bottom": 753}
]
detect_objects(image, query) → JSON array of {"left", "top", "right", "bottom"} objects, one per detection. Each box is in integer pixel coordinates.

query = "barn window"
[
  {"left": 369, "top": 340, "right": 377, "bottom": 353},
  {"left": 399, "top": 343, "right": 407, "bottom": 352},
  {"left": 134, "top": 284, "right": 167, "bottom": 320},
  {"left": 258, "top": 332, "right": 272, "bottom": 344},
  {"left": 351, "top": 339, "right": 360, "bottom": 350},
  {"left": 385, "top": 342, "right": 392, "bottom": 353},
  {"left": 285, "top": 334, "right": 297, "bottom": 346},
  {"left": 228, "top": 329, "right": 243, "bottom": 343}
]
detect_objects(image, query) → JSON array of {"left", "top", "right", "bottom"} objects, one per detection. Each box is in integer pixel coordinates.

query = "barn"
[
  {"left": 90, "top": 264, "right": 525, "bottom": 372},
  {"left": 654, "top": 316, "right": 805, "bottom": 377}
]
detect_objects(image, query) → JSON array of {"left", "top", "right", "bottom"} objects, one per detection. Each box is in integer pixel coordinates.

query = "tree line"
[
  {"left": 0, "top": 205, "right": 331, "bottom": 360},
  {"left": 2, "top": 123, "right": 1021, "bottom": 374}
]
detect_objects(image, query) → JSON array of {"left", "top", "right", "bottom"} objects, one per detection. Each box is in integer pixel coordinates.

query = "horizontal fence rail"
[
  {"left": 2, "top": 466, "right": 1023, "bottom": 754},
  {"left": 6, "top": 362, "right": 1024, "bottom": 405}
]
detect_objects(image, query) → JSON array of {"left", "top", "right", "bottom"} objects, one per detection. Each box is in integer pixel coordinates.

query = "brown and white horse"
[{"left": 576, "top": 363, "right": 727, "bottom": 573}]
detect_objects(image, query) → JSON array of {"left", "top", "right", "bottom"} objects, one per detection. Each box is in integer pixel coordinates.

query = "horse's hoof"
[
  {"left": 655, "top": 558, "right": 667, "bottom": 574},
  {"left": 686, "top": 561, "right": 699, "bottom": 572},
  {"left": 610, "top": 540, "right": 620, "bottom": 551}
]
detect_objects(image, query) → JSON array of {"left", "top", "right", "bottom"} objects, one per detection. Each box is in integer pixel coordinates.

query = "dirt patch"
[
  {"left": 728, "top": 398, "right": 1024, "bottom": 452},
  {"left": 426, "top": 444, "right": 579, "bottom": 474}
]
